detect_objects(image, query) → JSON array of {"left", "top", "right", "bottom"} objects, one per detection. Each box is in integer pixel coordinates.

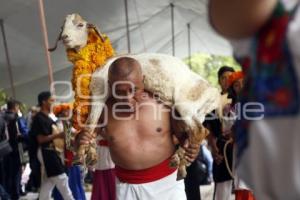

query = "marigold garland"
[
  {"left": 67, "top": 28, "right": 115, "bottom": 130},
  {"left": 53, "top": 103, "right": 73, "bottom": 116}
]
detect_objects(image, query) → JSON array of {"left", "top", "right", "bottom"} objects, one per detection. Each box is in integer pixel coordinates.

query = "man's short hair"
[
  {"left": 217, "top": 66, "right": 235, "bottom": 79},
  {"left": 38, "top": 91, "right": 51, "bottom": 106},
  {"left": 109, "top": 57, "right": 142, "bottom": 80},
  {"left": 6, "top": 99, "right": 20, "bottom": 110}
]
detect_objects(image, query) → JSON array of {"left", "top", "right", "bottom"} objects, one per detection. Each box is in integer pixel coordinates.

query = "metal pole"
[
  {"left": 124, "top": 0, "right": 131, "bottom": 53},
  {"left": 38, "top": 0, "right": 55, "bottom": 94},
  {"left": 170, "top": 3, "right": 175, "bottom": 56},
  {"left": 187, "top": 23, "right": 191, "bottom": 68},
  {"left": 0, "top": 19, "right": 16, "bottom": 98}
]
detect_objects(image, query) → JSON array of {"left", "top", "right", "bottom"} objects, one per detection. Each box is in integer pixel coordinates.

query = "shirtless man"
[{"left": 78, "top": 57, "right": 199, "bottom": 200}]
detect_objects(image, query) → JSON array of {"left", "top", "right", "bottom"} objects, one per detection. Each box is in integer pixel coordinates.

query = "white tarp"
[{"left": 0, "top": 0, "right": 232, "bottom": 105}]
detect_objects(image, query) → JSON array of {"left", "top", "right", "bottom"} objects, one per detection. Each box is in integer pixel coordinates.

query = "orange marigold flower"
[{"left": 67, "top": 28, "right": 115, "bottom": 130}]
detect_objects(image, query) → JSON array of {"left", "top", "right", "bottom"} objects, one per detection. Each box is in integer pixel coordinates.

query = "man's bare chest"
[{"left": 105, "top": 106, "right": 170, "bottom": 138}]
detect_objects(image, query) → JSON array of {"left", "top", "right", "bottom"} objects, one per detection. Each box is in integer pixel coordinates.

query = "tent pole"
[
  {"left": 170, "top": 3, "right": 175, "bottom": 56},
  {"left": 124, "top": 0, "right": 131, "bottom": 53},
  {"left": 38, "top": 0, "right": 55, "bottom": 94},
  {"left": 0, "top": 19, "right": 16, "bottom": 98},
  {"left": 187, "top": 23, "right": 191, "bottom": 68}
]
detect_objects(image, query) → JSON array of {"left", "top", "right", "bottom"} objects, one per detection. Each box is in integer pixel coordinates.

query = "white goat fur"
[
  {"left": 86, "top": 53, "right": 220, "bottom": 137},
  {"left": 61, "top": 14, "right": 88, "bottom": 50}
]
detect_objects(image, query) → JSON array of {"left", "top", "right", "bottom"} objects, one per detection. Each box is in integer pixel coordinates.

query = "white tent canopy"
[{"left": 0, "top": 0, "right": 232, "bottom": 106}]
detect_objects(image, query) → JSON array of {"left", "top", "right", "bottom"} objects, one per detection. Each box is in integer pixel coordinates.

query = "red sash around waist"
[
  {"left": 65, "top": 150, "right": 74, "bottom": 168},
  {"left": 98, "top": 139, "right": 109, "bottom": 146},
  {"left": 115, "top": 157, "right": 177, "bottom": 184}
]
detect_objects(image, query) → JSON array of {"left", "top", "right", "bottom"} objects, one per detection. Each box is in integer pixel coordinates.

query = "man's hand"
[
  {"left": 183, "top": 140, "right": 200, "bottom": 163},
  {"left": 209, "top": 0, "right": 277, "bottom": 38},
  {"left": 73, "top": 130, "right": 97, "bottom": 165},
  {"left": 57, "top": 131, "right": 65, "bottom": 139},
  {"left": 75, "top": 131, "right": 96, "bottom": 147},
  {"left": 212, "top": 146, "right": 223, "bottom": 165}
]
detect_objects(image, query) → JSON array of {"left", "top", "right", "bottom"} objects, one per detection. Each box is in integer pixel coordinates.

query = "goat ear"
[
  {"left": 48, "top": 27, "right": 63, "bottom": 52},
  {"left": 87, "top": 24, "right": 105, "bottom": 42},
  {"left": 74, "top": 13, "right": 84, "bottom": 22}
]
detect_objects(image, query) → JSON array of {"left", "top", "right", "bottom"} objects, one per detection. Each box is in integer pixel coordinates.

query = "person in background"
[
  {"left": 227, "top": 71, "right": 244, "bottom": 107},
  {"left": 52, "top": 104, "right": 86, "bottom": 200},
  {"left": 14, "top": 104, "right": 30, "bottom": 196},
  {"left": 218, "top": 66, "right": 235, "bottom": 95},
  {"left": 30, "top": 91, "right": 74, "bottom": 200},
  {"left": 225, "top": 72, "right": 256, "bottom": 200},
  {"left": 184, "top": 140, "right": 213, "bottom": 200},
  {"left": 210, "top": 0, "right": 300, "bottom": 199},
  {"left": 27, "top": 106, "right": 39, "bottom": 129},
  {"left": 26, "top": 106, "right": 41, "bottom": 193},
  {"left": 0, "top": 112, "right": 10, "bottom": 199},
  {"left": 91, "top": 132, "right": 116, "bottom": 200},
  {"left": 205, "top": 66, "right": 235, "bottom": 200},
  {"left": 3, "top": 99, "right": 28, "bottom": 200},
  {"left": 201, "top": 141, "right": 214, "bottom": 184}
]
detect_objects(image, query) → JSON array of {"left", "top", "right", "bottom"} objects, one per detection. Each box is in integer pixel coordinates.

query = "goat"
[
  {"left": 49, "top": 13, "right": 104, "bottom": 51},
  {"left": 50, "top": 13, "right": 221, "bottom": 179}
]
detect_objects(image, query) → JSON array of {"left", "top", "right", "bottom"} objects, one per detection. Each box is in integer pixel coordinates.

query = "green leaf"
[{"left": 184, "top": 53, "right": 241, "bottom": 88}]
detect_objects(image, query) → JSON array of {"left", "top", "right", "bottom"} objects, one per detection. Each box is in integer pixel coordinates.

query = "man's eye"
[{"left": 77, "top": 23, "right": 84, "bottom": 27}]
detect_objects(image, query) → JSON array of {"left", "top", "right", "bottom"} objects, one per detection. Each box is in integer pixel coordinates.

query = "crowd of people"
[{"left": 0, "top": 0, "right": 299, "bottom": 200}]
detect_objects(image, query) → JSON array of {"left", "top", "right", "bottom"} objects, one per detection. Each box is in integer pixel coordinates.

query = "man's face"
[
  {"left": 233, "top": 78, "right": 244, "bottom": 94},
  {"left": 219, "top": 71, "right": 233, "bottom": 92},
  {"left": 44, "top": 96, "right": 55, "bottom": 111},
  {"left": 11, "top": 104, "right": 20, "bottom": 114},
  {"left": 110, "top": 73, "right": 144, "bottom": 112}
]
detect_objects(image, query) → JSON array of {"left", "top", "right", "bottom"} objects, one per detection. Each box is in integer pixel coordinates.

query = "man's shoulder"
[
  {"left": 33, "top": 112, "right": 53, "bottom": 125},
  {"left": 35, "top": 112, "right": 49, "bottom": 120}
]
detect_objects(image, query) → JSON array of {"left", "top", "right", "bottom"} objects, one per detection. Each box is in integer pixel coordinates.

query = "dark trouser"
[
  {"left": 0, "top": 159, "right": 5, "bottom": 186},
  {"left": 3, "top": 152, "right": 21, "bottom": 200},
  {"left": 0, "top": 184, "right": 10, "bottom": 200},
  {"left": 0, "top": 159, "right": 10, "bottom": 199},
  {"left": 184, "top": 161, "right": 202, "bottom": 200}
]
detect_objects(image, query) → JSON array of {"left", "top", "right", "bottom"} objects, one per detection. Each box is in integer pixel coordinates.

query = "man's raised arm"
[{"left": 209, "top": 0, "right": 277, "bottom": 38}]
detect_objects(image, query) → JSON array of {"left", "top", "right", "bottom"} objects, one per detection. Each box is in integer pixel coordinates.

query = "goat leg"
[{"left": 175, "top": 119, "right": 209, "bottom": 180}]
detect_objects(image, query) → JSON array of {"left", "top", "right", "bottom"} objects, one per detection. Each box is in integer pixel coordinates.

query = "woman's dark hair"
[{"left": 217, "top": 66, "right": 235, "bottom": 79}]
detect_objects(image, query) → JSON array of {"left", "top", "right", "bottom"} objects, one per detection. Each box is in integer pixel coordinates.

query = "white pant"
[
  {"left": 37, "top": 148, "right": 74, "bottom": 200},
  {"left": 39, "top": 173, "right": 74, "bottom": 200},
  {"left": 238, "top": 117, "right": 300, "bottom": 199},
  {"left": 116, "top": 170, "right": 186, "bottom": 200},
  {"left": 214, "top": 180, "right": 232, "bottom": 200}
]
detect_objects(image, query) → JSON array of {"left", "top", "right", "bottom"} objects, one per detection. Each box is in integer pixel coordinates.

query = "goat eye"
[{"left": 77, "top": 23, "right": 84, "bottom": 28}]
